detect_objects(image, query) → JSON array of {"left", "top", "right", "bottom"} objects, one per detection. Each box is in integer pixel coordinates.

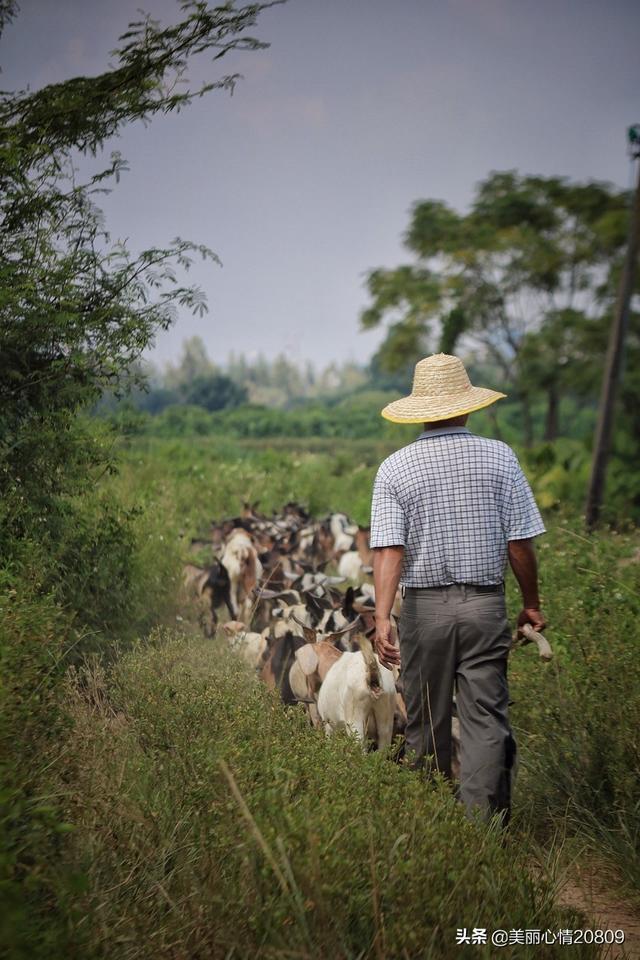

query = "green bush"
[
  {"left": 49, "top": 492, "right": 180, "bottom": 644},
  {"left": 135, "top": 397, "right": 417, "bottom": 443},
  {"left": 0, "top": 446, "right": 182, "bottom": 956},
  {"left": 0, "top": 579, "right": 76, "bottom": 959}
]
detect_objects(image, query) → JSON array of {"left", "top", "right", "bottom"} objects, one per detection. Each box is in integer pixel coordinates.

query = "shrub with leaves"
[
  {"left": 0, "top": 2, "right": 283, "bottom": 556},
  {"left": 0, "top": 4, "right": 280, "bottom": 954}
]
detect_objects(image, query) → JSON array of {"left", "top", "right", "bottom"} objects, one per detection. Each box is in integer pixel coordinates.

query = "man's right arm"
[
  {"left": 373, "top": 546, "right": 404, "bottom": 668},
  {"left": 507, "top": 538, "right": 546, "bottom": 634},
  {"left": 369, "top": 464, "right": 407, "bottom": 669}
]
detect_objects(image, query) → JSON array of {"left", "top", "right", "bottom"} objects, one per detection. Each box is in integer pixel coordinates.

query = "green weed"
[{"left": 56, "top": 631, "right": 594, "bottom": 959}]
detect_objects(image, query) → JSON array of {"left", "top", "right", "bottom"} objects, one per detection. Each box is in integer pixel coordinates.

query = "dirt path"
[{"left": 554, "top": 863, "right": 640, "bottom": 959}]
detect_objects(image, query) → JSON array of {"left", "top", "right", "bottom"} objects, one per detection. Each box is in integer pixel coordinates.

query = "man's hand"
[
  {"left": 517, "top": 607, "right": 547, "bottom": 637},
  {"left": 375, "top": 617, "right": 401, "bottom": 669}
]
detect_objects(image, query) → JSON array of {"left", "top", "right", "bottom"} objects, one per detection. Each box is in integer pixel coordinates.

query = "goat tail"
[{"left": 356, "top": 634, "right": 381, "bottom": 693}]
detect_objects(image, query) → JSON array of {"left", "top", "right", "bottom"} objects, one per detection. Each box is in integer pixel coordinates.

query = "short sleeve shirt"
[{"left": 370, "top": 427, "right": 546, "bottom": 587}]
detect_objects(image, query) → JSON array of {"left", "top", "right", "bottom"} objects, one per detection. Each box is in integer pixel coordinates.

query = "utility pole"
[{"left": 585, "top": 126, "right": 640, "bottom": 530}]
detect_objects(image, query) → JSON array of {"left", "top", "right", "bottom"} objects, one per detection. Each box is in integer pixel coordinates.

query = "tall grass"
[
  {"left": 0, "top": 470, "right": 182, "bottom": 957},
  {"left": 3, "top": 432, "right": 639, "bottom": 956},
  {"left": 506, "top": 520, "right": 640, "bottom": 899},
  {"left": 113, "top": 434, "right": 391, "bottom": 528},
  {"left": 109, "top": 435, "right": 640, "bottom": 893},
  {"left": 56, "top": 630, "right": 595, "bottom": 959}
]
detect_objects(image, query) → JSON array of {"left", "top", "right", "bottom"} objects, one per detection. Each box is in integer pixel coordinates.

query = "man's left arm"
[
  {"left": 508, "top": 537, "right": 546, "bottom": 635},
  {"left": 506, "top": 455, "right": 548, "bottom": 635}
]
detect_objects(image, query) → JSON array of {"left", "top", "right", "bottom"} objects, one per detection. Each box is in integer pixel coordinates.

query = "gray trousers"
[{"left": 398, "top": 584, "right": 516, "bottom": 825}]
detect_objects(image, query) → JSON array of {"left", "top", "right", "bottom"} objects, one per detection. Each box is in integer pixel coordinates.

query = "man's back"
[
  {"left": 370, "top": 354, "right": 547, "bottom": 826},
  {"left": 370, "top": 426, "right": 545, "bottom": 587}
]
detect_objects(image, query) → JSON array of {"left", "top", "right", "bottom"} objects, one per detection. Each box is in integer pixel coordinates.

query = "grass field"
[{"left": 4, "top": 433, "right": 640, "bottom": 958}]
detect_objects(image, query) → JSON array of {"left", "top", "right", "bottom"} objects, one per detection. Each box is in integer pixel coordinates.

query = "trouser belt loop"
[
  {"left": 401, "top": 584, "right": 406, "bottom": 599},
  {"left": 461, "top": 583, "right": 467, "bottom": 601}
]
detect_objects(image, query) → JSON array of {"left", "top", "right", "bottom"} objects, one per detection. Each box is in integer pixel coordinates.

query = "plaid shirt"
[{"left": 370, "top": 427, "right": 546, "bottom": 587}]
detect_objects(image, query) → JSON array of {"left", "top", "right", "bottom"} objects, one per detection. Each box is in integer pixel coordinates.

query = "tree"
[
  {"left": 165, "top": 335, "right": 217, "bottom": 388},
  {"left": 0, "top": 1, "right": 281, "bottom": 546},
  {"left": 361, "top": 172, "right": 630, "bottom": 445},
  {"left": 182, "top": 372, "right": 247, "bottom": 410}
]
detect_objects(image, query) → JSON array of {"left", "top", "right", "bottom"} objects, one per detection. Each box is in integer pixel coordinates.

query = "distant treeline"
[
  {"left": 98, "top": 336, "right": 374, "bottom": 415},
  {"left": 111, "top": 387, "right": 595, "bottom": 446},
  {"left": 101, "top": 335, "right": 604, "bottom": 446},
  {"left": 112, "top": 398, "right": 640, "bottom": 519}
]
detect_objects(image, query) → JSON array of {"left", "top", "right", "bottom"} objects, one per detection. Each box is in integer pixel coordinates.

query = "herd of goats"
[
  {"left": 183, "top": 501, "right": 406, "bottom": 752},
  {"left": 183, "top": 501, "right": 552, "bottom": 760}
]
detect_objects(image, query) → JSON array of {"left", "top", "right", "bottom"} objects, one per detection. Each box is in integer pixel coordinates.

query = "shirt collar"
[{"left": 415, "top": 426, "right": 471, "bottom": 441}]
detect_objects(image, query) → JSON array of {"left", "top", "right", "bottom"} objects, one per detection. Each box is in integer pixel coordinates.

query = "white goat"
[
  {"left": 329, "top": 512, "right": 358, "bottom": 554},
  {"left": 271, "top": 602, "right": 313, "bottom": 639},
  {"left": 222, "top": 621, "right": 268, "bottom": 669},
  {"left": 317, "top": 634, "right": 396, "bottom": 750},
  {"left": 337, "top": 550, "right": 372, "bottom": 582},
  {"left": 220, "top": 528, "right": 263, "bottom": 622}
]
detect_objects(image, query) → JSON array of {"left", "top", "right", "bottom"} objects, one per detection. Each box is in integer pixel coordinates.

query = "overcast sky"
[{"left": 2, "top": 0, "right": 639, "bottom": 370}]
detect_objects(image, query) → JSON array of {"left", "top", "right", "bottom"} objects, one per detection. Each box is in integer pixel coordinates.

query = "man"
[{"left": 370, "top": 353, "right": 546, "bottom": 826}]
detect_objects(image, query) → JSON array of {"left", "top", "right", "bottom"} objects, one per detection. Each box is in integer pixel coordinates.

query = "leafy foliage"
[
  {"left": 0, "top": 2, "right": 279, "bottom": 557},
  {"left": 361, "top": 172, "right": 632, "bottom": 445},
  {"left": 111, "top": 338, "right": 370, "bottom": 413},
  {"left": 0, "top": 4, "right": 280, "bottom": 954}
]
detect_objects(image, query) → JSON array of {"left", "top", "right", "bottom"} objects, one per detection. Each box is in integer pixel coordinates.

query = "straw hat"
[{"left": 381, "top": 353, "right": 506, "bottom": 423}]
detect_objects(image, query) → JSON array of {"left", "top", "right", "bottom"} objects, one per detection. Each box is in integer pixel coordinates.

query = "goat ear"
[
  {"left": 291, "top": 612, "right": 317, "bottom": 645},
  {"left": 256, "top": 587, "right": 280, "bottom": 599},
  {"left": 342, "top": 586, "right": 355, "bottom": 616},
  {"left": 301, "top": 625, "right": 317, "bottom": 644},
  {"left": 352, "top": 601, "right": 374, "bottom": 614},
  {"left": 327, "top": 587, "right": 344, "bottom": 607},
  {"left": 325, "top": 615, "right": 362, "bottom": 646},
  {"left": 295, "top": 644, "right": 319, "bottom": 676},
  {"left": 304, "top": 590, "right": 332, "bottom": 616}
]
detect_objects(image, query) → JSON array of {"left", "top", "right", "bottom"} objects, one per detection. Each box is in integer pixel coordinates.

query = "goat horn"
[
  {"left": 291, "top": 612, "right": 312, "bottom": 630},
  {"left": 291, "top": 612, "right": 317, "bottom": 643},
  {"left": 518, "top": 623, "right": 553, "bottom": 661},
  {"left": 328, "top": 615, "right": 362, "bottom": 638}
]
